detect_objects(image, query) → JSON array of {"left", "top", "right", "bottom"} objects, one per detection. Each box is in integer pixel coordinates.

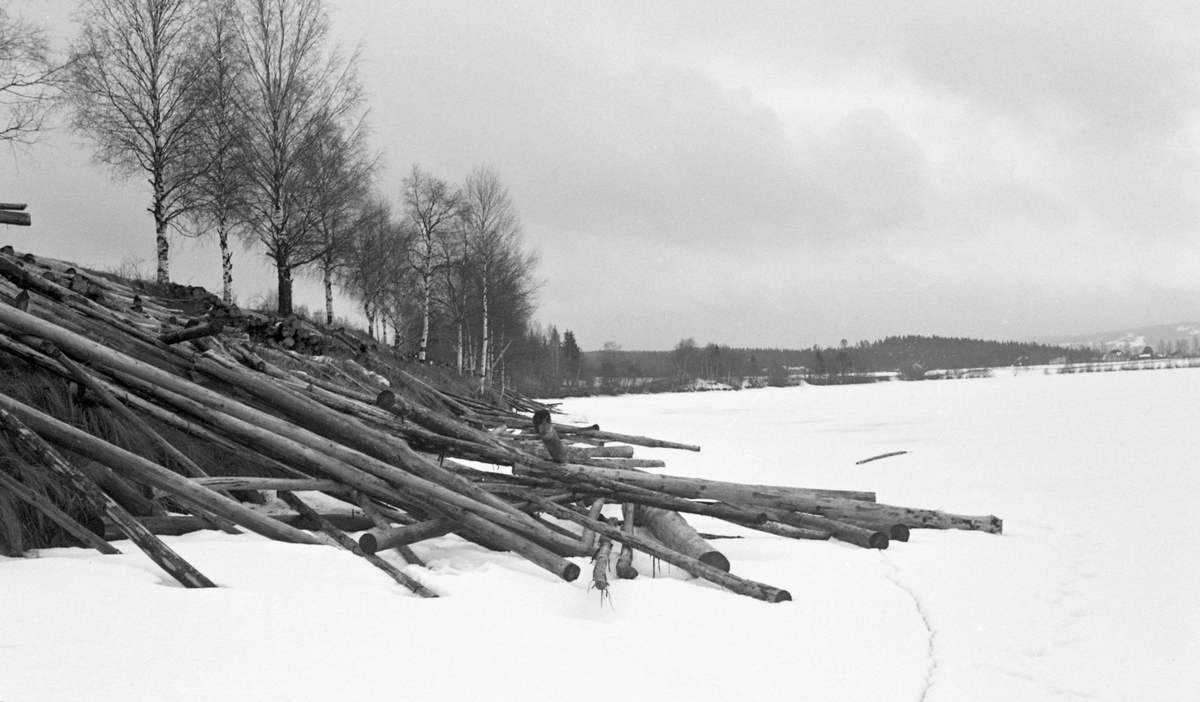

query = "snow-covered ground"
[{"left": 3, "top": 369, "right": 1198, "bottom": 701}]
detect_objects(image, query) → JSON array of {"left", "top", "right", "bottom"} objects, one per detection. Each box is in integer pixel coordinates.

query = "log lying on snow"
[
  {"left": 640, "top": 506, "right": 731, "bottom": 572},
  {"left": 534, "top": 497, "right": 790, "bottom": 604}
]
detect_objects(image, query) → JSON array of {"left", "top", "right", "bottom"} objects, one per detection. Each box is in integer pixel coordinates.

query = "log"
[
  {"left": 0, "top": 404, "right": 216, "bottom": 587},
  {"left": 359, "top": 518, "right": 455, "bottom": 556},
  {"left": 277, "top": 491, "right": 437, "bottom": 598},
  {"left": 641, "top": 506, "right": 730, "bottom": 572},
  {"left": 839, "top": 518, "right": 910, "bottom": 542},
  {"left": 580, "top": 497, "right": 606, "bottom": 552},
  {"left": 534, "top": 461, "right": 877, "bottom": 509},
  {"left": 158, "top": 320, "right": 225, "bottom": 345},
  {"left": 574, "top": 445, "right": 635, "bottom": 459},
  {"left": 0, "top": 211, "right": 31, "bottom": 226},
  {"left": 615, "top": 503, "right": 638, "bottom": 580},
  {"left": 553, "top": 425, "right": 701, "bottom": 452},
  {"left": 533, "top": 497, "right": 790, "bottom": 603},
  {"left": 0, "top": 392, "right": 321, "bottom": 545},
  {"left": 0, "top": 467, "right": 120, "bottom": 554},
  {"left": 192, "top": 477, "right": 348, "bottom": 493},
  {"left": 772, "top": 511, "right": 888, "bottom": 549},
  {"left": 532, "top": 409, "right": 568, "bottom": 463},
  {"left": 735, "top": 520, "right": 831, "bottom": 541},
  {"left": 103, "top": 512, "right": 378, "bottom": 538},
  {"left": 592, "top": 532, "right": 612, "bottom": 595}
]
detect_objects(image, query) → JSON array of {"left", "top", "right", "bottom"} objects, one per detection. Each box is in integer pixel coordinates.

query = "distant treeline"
[{"left": 506, "top": 333, "right": 1100, "bottom": 396}]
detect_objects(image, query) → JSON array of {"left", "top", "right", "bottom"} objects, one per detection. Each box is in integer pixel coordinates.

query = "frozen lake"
[{"left": 2, "top": 368, "right": 1197, "bottom": 701}]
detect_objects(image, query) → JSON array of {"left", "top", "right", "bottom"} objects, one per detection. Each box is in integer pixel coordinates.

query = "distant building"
[
  {"left": 1138, "top": 346, "right": 1154, "bottom": 359},
  {"left": 1104, "top": 349, "right": 1127, "bottom": 362}
]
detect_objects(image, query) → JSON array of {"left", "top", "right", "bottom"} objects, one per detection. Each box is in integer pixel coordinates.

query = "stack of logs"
[{"left": 0, "top": 250, "right": 1002, "bottom": 603}]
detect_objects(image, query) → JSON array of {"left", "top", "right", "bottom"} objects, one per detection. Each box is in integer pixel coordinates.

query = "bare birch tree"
[
  {"left": 67, "top": 0, "right": 209, "bottom": 284},
  {"left": 461, "top": 166, "right": 524, "bottom": 381},
  {"left": 183, "top": 0, "right": 249, "bottom": 303},
  {"left": 237, "top": 0, "right": 364, "bottom": 315},
  {"left": 402, "top": 165, "right": 461, "bottom": 363},
  {"left": 306, "top": 117, "right": 375, "bottom": 324}
]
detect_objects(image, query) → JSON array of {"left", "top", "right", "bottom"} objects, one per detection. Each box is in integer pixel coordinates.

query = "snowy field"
[{"left": 3, "top": 369, "right": 1198, "bottom": 701}]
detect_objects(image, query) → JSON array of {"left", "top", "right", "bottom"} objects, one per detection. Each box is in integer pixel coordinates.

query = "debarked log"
[
  {"left": 641, "top": 506, "right": 730, "bottom": 572},
  {"left": 534, "top": 461, "right": 876, "bottom": 508}
]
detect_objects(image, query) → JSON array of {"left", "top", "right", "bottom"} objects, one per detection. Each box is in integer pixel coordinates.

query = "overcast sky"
[{"left": 4, "top": 0, "right": 1200, "bottom": 350}]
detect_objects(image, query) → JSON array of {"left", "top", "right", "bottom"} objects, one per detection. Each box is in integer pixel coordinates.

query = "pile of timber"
[{"left": 0, "top": 250, "right": 1002, "bottom": 603}]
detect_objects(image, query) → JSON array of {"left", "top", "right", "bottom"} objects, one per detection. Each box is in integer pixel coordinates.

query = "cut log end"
[
  {"left": 375, "top": 389, "right": 396, "bottom": 409},
  {"left": 768, "top": 589, "right": 792, "bottom": 603},
  {"left": 359, "top": 532, "right": 379, "bottom": 556},
  {"left": 698, "top": 551, "right": 731, "bottom": 572},
  {"left": 561, "top": 562, "right": 581, "bottom": 582},
  {"left": 869, "top": 532, "right": 889, "bottom": 550}
]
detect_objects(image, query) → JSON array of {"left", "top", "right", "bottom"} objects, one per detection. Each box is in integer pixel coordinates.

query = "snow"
[{"left": 3, "top": 369, "right": 1198, "bottom": 701}]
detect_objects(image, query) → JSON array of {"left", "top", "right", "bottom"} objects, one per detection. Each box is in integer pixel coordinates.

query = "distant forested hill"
[{"left": 576, "top": 335, "right": 1097, "bottom": 389}]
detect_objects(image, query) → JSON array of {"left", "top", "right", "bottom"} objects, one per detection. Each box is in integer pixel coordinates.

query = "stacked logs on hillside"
[{"left": 0, "top": 250, "right": 1002, "bottom": 603}]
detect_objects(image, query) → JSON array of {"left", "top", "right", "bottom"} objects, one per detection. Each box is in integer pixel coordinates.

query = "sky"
[{"left": 4, "top": 0, "right": 1200, "bottom": 351}]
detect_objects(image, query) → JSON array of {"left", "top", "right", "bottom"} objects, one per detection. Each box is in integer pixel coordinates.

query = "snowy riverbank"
[{"left": 3, "top": 368, "right": 1197, "bottom": 701}]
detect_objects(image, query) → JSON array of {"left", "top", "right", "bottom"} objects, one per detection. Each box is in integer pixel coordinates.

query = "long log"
[
  {"left": 553, "top": 424, "right": 701, "bottom": 452},
  {"left": 641, "top": 506, "right": 730, "bottom": 572},
  {"left": 277, "top": 491, "right": 437, "bottom": 598},
  {"left": 0, "top": 467, "right": 120, "bottom": 554},
  {"left": 735, "top": 520, "right": 831, "bottom": 541},
  {"left": 0, "top": 393, "right": 321, "bottom": 545},
  {"left": 0, "top": 404, "right": 215, "bottom": 587},
  {"left": 192, "top": 477, "right": 348, "bottom": 492},
  {"left": 103, "top": 512, "right": 378, "bottom": 538},
  {"left": 771, "top": 511, "right": 888, "bottom": 550},
  {"left": 533, "top": 497, "right": 790, "bottom": 603},
  {"left": 533, "top": 461, "right": 877, "bottom": 508}
]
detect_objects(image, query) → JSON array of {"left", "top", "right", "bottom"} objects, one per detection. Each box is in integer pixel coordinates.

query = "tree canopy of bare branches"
[
  {"left": 402, "top": 165, "right": 462, "bottom": 363},
  {"left": 182, "top": 0, "right": 250, "bottom": 304},
  {"left": 67, "top": 0, "right": 211, "bottom": 284},
  {"left": 0, "top": 3, "right": 66, "bottom": 146},
  {"left": 237, "top": 0, "right": 366, "bottom": 316}
]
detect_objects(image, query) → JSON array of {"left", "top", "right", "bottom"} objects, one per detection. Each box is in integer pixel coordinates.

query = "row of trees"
[
  {"left": 1, "top": 0, "right": 540, "bottom": 380},
  {"left": 501, "top": 335, "right": 1101, "bottom": 395}
]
